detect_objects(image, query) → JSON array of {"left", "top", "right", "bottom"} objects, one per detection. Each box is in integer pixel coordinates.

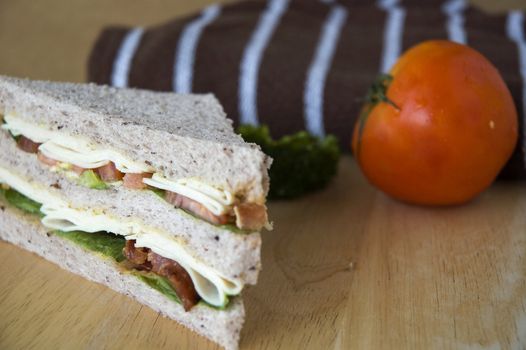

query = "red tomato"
[{"left": 352, "top": 40, "right": 518, "bottom": 205}]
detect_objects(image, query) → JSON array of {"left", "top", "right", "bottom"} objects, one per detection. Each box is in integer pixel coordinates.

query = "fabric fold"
[{"left": 87, "top": 0, "right": 526, "bottom": 179}]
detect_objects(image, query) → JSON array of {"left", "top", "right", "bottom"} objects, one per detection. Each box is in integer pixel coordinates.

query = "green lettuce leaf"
[
  {"left": 150, "top": 187, "right": 166, "bottom": 198},
  {"left": 9, "top": 131, "right": 20, "bottom": 141},
  {"left": 134, "top": 271, "right": 182, "bottom": 304},
  {"left": 0, "top": 187, "right": 231, "bottom": 309},
  {"left": 198, "top": 297, "right": 229, "bottom": 310},
  {"left": 54, "top": 230, "right": 126, "bottom": 262},
  {"left": 78, "top": 170, "right": 108, "bottom": 190},
  {"left": 2, "top": 188, "right": 43, "bottom": 216},
  {"left": 2, "top": 118, "right": 21, "bottom": 141}
]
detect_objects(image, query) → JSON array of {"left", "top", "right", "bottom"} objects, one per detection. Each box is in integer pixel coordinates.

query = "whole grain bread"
[
  {"left": 0, "top": 197, "right": 245, "bottom": 350},
  {"left": 0, "top": 130, "right": 261, "bottom": 285},
  {"left": 0, "top": 75, "right": 271, "bottom": 204}
]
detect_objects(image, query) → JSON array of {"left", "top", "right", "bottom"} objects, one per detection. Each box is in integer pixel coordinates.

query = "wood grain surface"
[
  {"left": 0, "top": 0, "right": 525, "bottom": 349},
  {"left": 1, "top": 158, "right": 525, "bottom": 349}
]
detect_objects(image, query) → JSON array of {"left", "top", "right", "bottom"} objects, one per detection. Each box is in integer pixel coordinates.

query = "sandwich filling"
[
  {"left": 2, "top": 113, "right": 269, "bottom": 231},
  {"left": 0, "top": 165, "right": 243, "bottom": 310}
]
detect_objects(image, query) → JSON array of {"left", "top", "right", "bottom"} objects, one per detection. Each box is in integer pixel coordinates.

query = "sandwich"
[{"left": 0, "top": 75, "right": 272, "bottom": 350}]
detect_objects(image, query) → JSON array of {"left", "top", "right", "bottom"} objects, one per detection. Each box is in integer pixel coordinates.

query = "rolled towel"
[{"left": 88, "top": 0, "right": 526, "bottom": 179}]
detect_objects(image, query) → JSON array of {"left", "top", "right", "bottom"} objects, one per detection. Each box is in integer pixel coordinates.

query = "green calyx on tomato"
[{"left": 355, "top": 74, "right": 399, "bottom": 159}]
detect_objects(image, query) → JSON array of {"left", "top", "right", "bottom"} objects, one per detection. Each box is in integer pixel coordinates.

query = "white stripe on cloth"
[
  {"left": 111, "top": 28, "right": 144, "bottom": 88},
  {"left": 442, "top": 0, "right": 467, "bottom": 44},
  {"left": 174, "top": 5, "right": 221, "bottom": 93},
  {"left": 239, "top": 0, "right": 290, "bottom": 126},
  {"left": 378, "top": 0, "right": 406, "bottom": 73},
  {"left": 507, "top": 11, "right": 526, "bottom": 147},
  {"left": 304, "top": 5, "right": 348, "bottom": 137}
]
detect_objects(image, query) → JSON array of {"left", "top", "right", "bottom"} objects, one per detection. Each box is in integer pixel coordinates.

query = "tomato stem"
[
  {"left": 366, "top": 74, "right": 399, "bottom": 110},
  {"left": 355, "top": 74, "right": 398, "bottom": 159}
]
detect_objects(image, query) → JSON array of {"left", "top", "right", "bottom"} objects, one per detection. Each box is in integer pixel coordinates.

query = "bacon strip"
[
  {"left": 165, "top": 191, "right": 231, "bottom": 225},
  {"left": 123, "top": 240, "right": 199, "bottom": 311},
  {"left": 37, "top": 152, "right": 59, "bottom": 166},
  {"left": 71, "top": 165, "right": 86, "bottom": 175},
  {"left": 148, "top": 251, "right": 200, "bottom": 311},
  {"left": 234, "top": 203, "right": 268, "bottom": 231},
  {"left": 123, "top": 172, "right": 152, "bottom": 189},
  {"left": 96, "top": 162, "right": 124, "bottom": 182},
  {"left": 17, "top": 136, "right": 41, "bottom": 153},
  {"left": 123, "top": 240, "right": 149, "bottom": 266},
  {"left": 37, "top": 150, "right": 84, "bottom": 174}
]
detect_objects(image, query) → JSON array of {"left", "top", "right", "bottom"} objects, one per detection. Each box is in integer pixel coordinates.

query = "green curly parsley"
[{"left": 238, "top": 125, "right": 340, "bottom": 199}]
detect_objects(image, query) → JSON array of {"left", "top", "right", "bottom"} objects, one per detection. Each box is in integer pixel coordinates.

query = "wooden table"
[
  {"left": 0, "top": 1, "right": 525, "bottom": 349},
  {"left": 2, "top": 158, "right": 525, "bottom": 349}
]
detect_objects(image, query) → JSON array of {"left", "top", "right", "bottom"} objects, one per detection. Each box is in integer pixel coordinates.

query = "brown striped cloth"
[{"left": 88, "top": 0, "right": 526, "bottom": 179}]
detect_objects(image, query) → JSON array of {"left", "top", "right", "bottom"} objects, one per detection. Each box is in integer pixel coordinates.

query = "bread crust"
[
  {"left": 0, "top": 75, "right": 271, "bottom": 204},
  {"left": 0, "top": 197, "right": 244, "bottom": 350}
]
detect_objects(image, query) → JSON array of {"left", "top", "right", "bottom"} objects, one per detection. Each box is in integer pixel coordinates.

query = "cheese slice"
[
  {"left": 2, "top": 114, "right": 153, "bottom": 173},
  {"left": 0, "top": 165, "right": 242, "bottom": 307},
  {"left": 143, "top": 175, "right": 234, "bottom": 216},
  {"left": 2, "top": 113, "right": 235, "bottom": 215}
]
